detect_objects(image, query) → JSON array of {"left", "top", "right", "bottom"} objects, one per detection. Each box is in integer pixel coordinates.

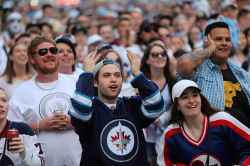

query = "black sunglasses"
[
  {"left": 150, "top": 52, "right": 167, "bottom": 58},
  {"left": 37, "top": 47, "right": 58, "bottom": 56}
]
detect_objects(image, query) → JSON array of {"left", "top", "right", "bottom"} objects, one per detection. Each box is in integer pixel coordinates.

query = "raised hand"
[
  {"left": 83, "top": 49, "right": 102, "bottom": 72},
  {"left": 206, "top": 34, "right": 216, "bottom": 56},
  {"left": 127, "top": 51, "right": 141, "bottom": 76}
]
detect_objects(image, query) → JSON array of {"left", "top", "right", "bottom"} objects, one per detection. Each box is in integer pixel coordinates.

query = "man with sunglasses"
[{"left": 8, "top": 37, "right": 82, "bottom": 166}]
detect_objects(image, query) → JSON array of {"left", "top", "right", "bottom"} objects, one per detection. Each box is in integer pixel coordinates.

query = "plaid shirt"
[{"left": 193, "top": 59, "right": 250, "bottom": 110}]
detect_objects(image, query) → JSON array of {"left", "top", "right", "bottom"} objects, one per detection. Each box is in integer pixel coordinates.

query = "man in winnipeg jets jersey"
[
  {"left": 8, "top": 37, "right": 82, "bottom": 166},
  {"left": 70, "top": 50, "right": 165, "bottom": 165},
  {"left": 0, "top": 88, "right": 43, "bottom": 166}
]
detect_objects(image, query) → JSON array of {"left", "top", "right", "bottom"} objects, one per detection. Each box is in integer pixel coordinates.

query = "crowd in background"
[
  {"left": 0, "top": 0, "right": 250, "bottom": 80},
  {"left": 0, "top": 0, "right": 250, "bottom": 165}
]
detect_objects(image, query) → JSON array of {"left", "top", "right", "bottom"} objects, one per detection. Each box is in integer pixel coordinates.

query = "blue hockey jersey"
[
  {"left": 70, "top": 72, "right": 165, "bottom": 166},
  {"left": 160, "top": 112, "right": 250, "bottom": 166}
]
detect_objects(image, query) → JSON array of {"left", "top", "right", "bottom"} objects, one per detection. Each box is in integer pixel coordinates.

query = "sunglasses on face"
[
  {"left": 150, "top": 52, "right": 167, "bottom": 58},
  {"left": 9, "top": 19, "right": 21, "bottom": 23},
  {"left": 37, "top": 47, "right": 58, "bottom": 56}
]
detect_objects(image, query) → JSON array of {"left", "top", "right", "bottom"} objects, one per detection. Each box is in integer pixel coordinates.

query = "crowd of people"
[{"left": 0, "top": 0, "right": 250, "bottom": 165}]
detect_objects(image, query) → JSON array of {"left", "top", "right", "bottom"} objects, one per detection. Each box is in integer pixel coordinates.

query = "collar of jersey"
[{"left": 181, "top": 116, "right": 208, "bottom": 146}]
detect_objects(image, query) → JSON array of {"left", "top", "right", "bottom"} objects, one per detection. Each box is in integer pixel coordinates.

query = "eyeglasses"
[
  {"left": 37, "top": 47, "right": 58, "bottom": 56},
  {"left": 150, "top": 52, "right": 167, "bottom": 58}
]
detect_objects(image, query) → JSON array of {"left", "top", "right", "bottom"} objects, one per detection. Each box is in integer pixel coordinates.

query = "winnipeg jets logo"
[
  {"left": 108, "top": 122, "right": 133, "bottom": 155},
  {"left": 100, "top": 119, "right": 139, "bottom": 162}
]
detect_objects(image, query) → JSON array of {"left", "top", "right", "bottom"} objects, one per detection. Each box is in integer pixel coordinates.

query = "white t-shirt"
[
  {"left": 60, "top": 67, "right": 84, "bottom": 84},
  {"left": 0, "top": 76, "right": 26, "bottom": 97},
  {"left": 8, "top": 74, "right": 82, "bottom": 166}
]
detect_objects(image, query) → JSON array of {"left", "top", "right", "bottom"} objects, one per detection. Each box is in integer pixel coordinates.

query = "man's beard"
[{"left": 36, "top": 61, "right": 59, "bottom": 74}]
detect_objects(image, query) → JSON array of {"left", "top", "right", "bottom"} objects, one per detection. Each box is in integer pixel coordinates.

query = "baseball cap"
[
  {"left": 87, "top": 34, "right": 103, "bottom": 46},
  {"left": 221, "top": 1, "right": 238, "bottom": 10},
  {"left": 93, "top": 59, "right": 120, "bottom": 76},
  {"left": 171, "top": 80, "right": 200, "bottom": 101}
]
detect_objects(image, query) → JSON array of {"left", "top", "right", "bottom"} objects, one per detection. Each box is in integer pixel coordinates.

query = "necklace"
[{"left": 34, "top": 78, "right": 59, "bottom": 91}]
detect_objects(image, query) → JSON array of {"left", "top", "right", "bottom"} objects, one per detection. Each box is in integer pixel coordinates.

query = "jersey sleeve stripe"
[
  {"left": 210, "top": 120, "right": 250, "bottom": 141},
  {"left": 72, "top": 92, "right": 92, "bottom": 108},
  {"left": 141, "top": 100, "right": 165, "bottom": 118},
  {"left": 142, "top": 90, "right": 162, "bottom": 106},
  {"left": 210, "top": 112, "right": 250, "bottom": 141},
  {"left": 69, "top": 109, "right": 92, "bottom": 121},
  {"left": 69, "top": 98, "right": 93, "bottom": 121}
]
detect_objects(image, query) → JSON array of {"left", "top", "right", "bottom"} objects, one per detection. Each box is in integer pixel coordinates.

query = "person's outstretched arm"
[
  {"left": 128, "top": 51, "right": 165, "bottom": 119},
  {"left": 69, "top": 50, "right": 101, "bottom": 132},
  {"left": 177, "top": 35, "right": 216, "bottom": 78}
]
